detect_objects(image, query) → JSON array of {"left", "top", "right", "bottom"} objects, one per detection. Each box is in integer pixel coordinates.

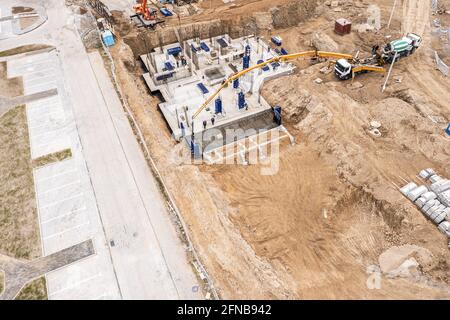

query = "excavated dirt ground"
[{"left": 107, "top": 0, "right": 450, "bottom": 299}]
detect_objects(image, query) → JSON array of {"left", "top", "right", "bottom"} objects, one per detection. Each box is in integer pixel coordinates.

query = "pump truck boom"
[
  {"left": 191, "top": 50, "right": 353, "bottom": 121},
  {"left": 334, "top": 59, "right": 385, "bottom": 80}
]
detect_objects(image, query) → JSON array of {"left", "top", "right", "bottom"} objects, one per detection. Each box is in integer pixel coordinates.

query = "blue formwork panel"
[
  {"left": 245, "top": 45, "right": 251, "bottom": 56},
  {"left": 271, "top": 62, "right": 280, "bottom": 69},
  {"left": 271, "top": 36, "right": 282, "bottom": 46},
  {"left": 160, "top": 8, "right": 173, "bottom": 16},
  {"left": 215, "top": 97, "right": 222, "bottom": 114},
  {"left": 238, "top": 92, "right": 246, "bottom": 109},
  {"left": 167, "top": 46, "right": 182, "bottom": 55},
  {"left": 233, "top": 78, "right": 239, "bottom": 89},
  {"left": 197, "top": 83, "right": 209, "bottom": 94},
  {"left": 165, "top": 61, "right": 174, "bottom": 71},
  {"left": 281, "top": 48, "right": 288, "bottom": 55},
  {"left": 156, "top": 72, "right": 174, "bottom": 81},
  {"left": 217, "top": 37, "right": 228, "bottom": 48},
  {"left": 200, "top": 42, "right": 210, "bottom": 52},
  {"left": 257, "top": 60, "right": 270, "bottom": 71}
]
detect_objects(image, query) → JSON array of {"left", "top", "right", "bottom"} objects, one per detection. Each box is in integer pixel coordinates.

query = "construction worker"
[
  {"left": 203, "top": 120, "right": 207, "bottom": 129},
  {"left": 211, "top": 117, "right": 215, "bottom": 126}
]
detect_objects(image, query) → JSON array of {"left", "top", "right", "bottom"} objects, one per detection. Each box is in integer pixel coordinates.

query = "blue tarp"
[
  {"left": 191, "top": 44, "right": 198, "bottom": 52},
  {"left": 160, "top": 8, "right": 173, "bottom": 16},
  {"left": 197, "top": 83, "right": 209, "bottom": 94},
  {"left": 200, "top": 42, "right": 210, "bottom": 52},
  {"left": 281, "top": 48, "right": 288, "bottom": 55}
]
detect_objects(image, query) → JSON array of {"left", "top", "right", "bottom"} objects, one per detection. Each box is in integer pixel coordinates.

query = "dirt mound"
[{"left": 270, "top": 0, "right": 317, "bottom": 29}]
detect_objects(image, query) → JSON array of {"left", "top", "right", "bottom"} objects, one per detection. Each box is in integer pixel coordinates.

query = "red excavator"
[{"left": 133, "top": 0, "right": 157, "bottom": 21}]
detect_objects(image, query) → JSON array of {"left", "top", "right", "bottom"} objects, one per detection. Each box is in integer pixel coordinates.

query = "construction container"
[
  {"left": 101, "top": 30, "right": 115, "bottom": 47},
  {"left": 334, "top": 19, "right": 352, "bottom": 35}
]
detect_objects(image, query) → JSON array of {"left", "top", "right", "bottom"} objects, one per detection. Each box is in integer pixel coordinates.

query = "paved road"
[{"left": 1, "top": 0, "right": 201, "bottom": 299}]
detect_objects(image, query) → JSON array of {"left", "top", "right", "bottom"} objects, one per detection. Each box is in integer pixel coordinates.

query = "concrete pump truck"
[{"left": 333, "top": 33, "right": 422, "bottom": 80}]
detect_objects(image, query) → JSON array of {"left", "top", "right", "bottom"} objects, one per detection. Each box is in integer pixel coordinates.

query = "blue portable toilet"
[
  {"left": 101, "top": 30, "right": 115, "bottom": 47},
  {"left": 215, "top": 97, "right": 222, "bottom": 114},
  {"left": 446, "top": 123, "right": 450, "bottom": 136},
  {"left": 273, "top": 106, "right": 282, "bottom": 125}
]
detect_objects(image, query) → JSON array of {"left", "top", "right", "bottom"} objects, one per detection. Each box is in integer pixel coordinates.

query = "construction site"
[{"left": 1, "top": 0, "right": 450, "bottom": 300}]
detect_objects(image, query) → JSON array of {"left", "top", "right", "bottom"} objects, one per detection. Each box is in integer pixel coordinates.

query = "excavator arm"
[{"left": 192, "top": 50, "right": 354, "bottom": 120}]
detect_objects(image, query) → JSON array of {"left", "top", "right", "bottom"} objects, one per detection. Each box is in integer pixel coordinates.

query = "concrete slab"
[{"left": 140, "top": 34, "right": 295, "bottom": 141}]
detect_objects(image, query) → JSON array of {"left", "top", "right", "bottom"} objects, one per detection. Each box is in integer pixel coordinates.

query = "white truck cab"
[
  {"left": 406, "top": 33, "right": 422, "bottom": 48},
  {"left": 334, "top": 59, "right": 352, "bottom": 80}
]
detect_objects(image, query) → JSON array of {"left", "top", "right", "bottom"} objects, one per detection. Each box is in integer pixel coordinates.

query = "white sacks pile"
[{"left": 400, "top": 169, "right": 450, "bottom": 239}]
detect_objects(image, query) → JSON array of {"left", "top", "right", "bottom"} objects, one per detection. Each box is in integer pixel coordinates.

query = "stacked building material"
[{"left": 400, "top": 169, "right": 450, "bottom": 244}]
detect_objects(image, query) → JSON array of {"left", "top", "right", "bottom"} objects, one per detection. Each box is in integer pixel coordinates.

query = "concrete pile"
[{"left": 400, "top": 168, "right": 450, "bottom": 244}]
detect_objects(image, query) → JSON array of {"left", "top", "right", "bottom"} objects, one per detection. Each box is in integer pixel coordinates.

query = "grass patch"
[
  {"left": 0, "top": 61, "right": 23, "bottom": 99},
  {"left": 33, "top": 148, "right": 72, "bottom": 168},
  {"left": 0, "top": 44, "right": 52, "bottom": 58},
  {"left": 0, "top": 105, "right": 47, "bottom": 299},
  {"left": 15, "top": 277, "right": 47, "bottom": 300}
]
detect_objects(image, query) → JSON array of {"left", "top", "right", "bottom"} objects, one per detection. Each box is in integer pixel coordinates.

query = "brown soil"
[{"left": 108, "top": 0, "right": 450, "bottom": 299}]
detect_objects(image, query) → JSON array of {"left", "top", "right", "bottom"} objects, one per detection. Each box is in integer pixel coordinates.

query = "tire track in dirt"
[{"left": 402, "top": 0, "right": 450, "bottom": 116}]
